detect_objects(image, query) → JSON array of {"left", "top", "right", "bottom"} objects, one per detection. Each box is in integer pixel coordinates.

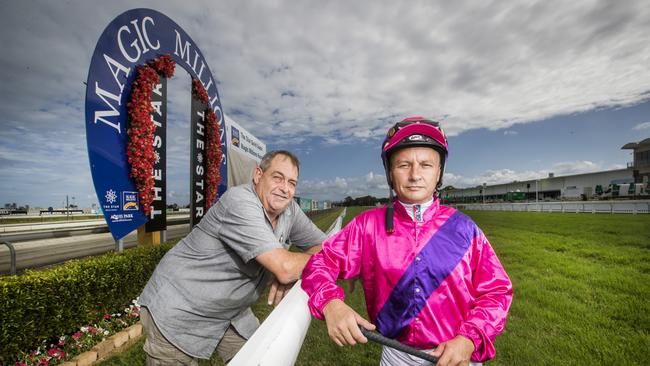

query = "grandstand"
[{"left": 444, "top": 138, "right": 650, "bottom": 203}]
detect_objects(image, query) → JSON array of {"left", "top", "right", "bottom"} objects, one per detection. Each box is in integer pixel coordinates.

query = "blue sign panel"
[{"left": 85, "top": 8, "right": 228, "bottom": 240}]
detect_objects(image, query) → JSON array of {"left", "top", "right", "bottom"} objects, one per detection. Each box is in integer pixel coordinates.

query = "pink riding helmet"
[{"left": 381, "top": 116, "right": 449, "bottom": 232}]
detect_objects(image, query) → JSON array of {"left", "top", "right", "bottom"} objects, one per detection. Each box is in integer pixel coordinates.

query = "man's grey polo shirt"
[{"left": 139, "top": 183, "right": 327, "bottom": 359}]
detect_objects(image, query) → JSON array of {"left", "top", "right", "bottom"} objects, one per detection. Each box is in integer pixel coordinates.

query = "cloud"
[
  {"left": 296, "top": 171, "right": 389, "bottom": 201},
  {"left": 633, "top": 122, "right": 650, "bottom": 130},
  {"left": 1, "top": 0, "right": 649, "bottom": 206},
  {"left": 503, "top": 130, "right": 518, "bottom": 135}
]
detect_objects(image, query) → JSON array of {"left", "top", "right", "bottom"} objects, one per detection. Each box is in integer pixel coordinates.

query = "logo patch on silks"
[
  {"left": 231, "top": 125, "right": 240, "bottom": 147},
  {"left": 122, "top": 191, "right": 139, "bottom": 211}
]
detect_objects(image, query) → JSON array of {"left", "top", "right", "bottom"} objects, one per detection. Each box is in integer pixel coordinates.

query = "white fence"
[{"left": 454, "top": 200, "right": 650, "bottom": 214}]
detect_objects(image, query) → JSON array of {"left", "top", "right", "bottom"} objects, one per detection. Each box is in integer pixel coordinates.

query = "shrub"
[{"left": 0, "top": 243, "right": 173, "bottom": 364}]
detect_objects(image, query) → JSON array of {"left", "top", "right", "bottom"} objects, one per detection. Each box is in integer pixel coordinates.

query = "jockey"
[{"left": 302, "top": 117, "right": 513, "bottom": 366}]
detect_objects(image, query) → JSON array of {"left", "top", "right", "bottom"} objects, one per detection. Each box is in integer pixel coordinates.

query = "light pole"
[
  {"left": 535, "top": 180, "right": 539, "bottom": 203},
  {"left": 482, "top": 183, "right": 486, "bottom": 204}
]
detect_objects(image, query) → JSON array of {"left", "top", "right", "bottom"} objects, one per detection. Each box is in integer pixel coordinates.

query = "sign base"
[{"left": 137, "top": 226, "right": 161, "bottom": 246}]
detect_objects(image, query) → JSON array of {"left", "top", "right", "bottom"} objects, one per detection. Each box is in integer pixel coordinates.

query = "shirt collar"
[{"left": 397, "top": 198, "right": 435, "bottom": 222}]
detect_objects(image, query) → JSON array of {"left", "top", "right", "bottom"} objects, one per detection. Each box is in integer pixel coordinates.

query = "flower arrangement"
[
  {"left": 126, "top": 55, "right": 176, "bottom": 216},
  {"left": 205, "top": 110, "right": 223, "bottom": 209},
  {"left": 15, "top": 300, "right": 141, "bottom": 366},
  {"left": 191, "top": 79, "right": 223, "bottom": 209},
  {"left": 191, "top": 78, "right": 209, "bottom": 104}
]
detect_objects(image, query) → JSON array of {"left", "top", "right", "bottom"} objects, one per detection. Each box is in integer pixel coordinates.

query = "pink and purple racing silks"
[{"left": 301, "top": 200, "right": 513, "bottom": 362}]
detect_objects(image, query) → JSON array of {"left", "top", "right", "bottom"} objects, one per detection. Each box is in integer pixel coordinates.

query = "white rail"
[
  {"left": 229, "top": 208, "right": 346, "bottom": 366},
  {"left": 454, "top": 200, "right": 650, "bottom": 214}
]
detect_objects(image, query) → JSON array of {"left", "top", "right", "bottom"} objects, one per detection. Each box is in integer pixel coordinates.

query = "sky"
[{"left": 1, "top": 0, "right": 650, "bottom": 208}]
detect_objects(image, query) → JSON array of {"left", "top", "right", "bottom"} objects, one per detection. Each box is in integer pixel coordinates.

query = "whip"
[{"left": 360, "top": 328, "right": 439, "bottom": 364}]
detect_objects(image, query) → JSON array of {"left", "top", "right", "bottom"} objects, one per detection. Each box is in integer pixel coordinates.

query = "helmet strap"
[
  {"left": 386, "top": 189, "right": 395, "bottom": 234},
  {"left": 435, "top": 161, "right": 445, "bottom": 196},
  {"left": 384, "top": 165, "right": 395, "bottom": 234}
]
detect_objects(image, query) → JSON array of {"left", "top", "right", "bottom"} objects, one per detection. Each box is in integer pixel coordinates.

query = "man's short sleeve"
[
  {"left": 217, "top": 195, "right": 282, "bottom": 263},
  {"left": 289, "top": 202, "right": 328, "bottom": 250}
]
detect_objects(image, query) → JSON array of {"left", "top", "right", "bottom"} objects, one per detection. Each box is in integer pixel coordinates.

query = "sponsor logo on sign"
[
  {"left": 122, "top": 191, "right": 139, "bottom": 211},
  {"left": 231, "top": 126, "right": 240, "bottom": 147},
  {"left": 110, "top": 213, "right": 134, "bottom": 222}
]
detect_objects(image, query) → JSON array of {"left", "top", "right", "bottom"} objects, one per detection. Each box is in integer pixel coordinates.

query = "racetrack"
[{"left": 98, "top": 208, "right": 650, "bottom": 365}]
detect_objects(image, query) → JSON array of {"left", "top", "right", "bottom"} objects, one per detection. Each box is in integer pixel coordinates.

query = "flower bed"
[
  {"left": 15, "top": 300, "right": 141, "bottom": 366},
  {"left": 0, "top": 243, "right": 174, "bottom": 364}
]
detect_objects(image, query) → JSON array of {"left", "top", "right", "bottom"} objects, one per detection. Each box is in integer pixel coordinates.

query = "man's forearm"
[
  {"left": 257, "top": 245, "right": 322, "bottom": 284},
  {"left": 280, "top": 245, "right": 321, "bottom": 282},
  {"left": 279, "top": 251, "right": 312, "bottom": 283}
]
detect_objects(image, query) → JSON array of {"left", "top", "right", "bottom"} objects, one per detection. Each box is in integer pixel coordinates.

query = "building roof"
[{"left": 621, "top": 137, "right": 650, "bottom": 149}]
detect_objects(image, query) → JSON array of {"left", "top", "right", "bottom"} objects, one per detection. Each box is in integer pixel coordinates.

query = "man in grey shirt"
[{"left": 139, "top": 150, "right": 327, "bottom": 365}]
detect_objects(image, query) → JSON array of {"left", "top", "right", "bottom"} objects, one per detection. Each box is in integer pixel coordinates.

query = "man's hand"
[
  {"left": 267, "top": 277, "right": 293, "bottom": 306},
  {"left": 430, "top": 335, "right": 475, "bottom": 366},
  {"left": 322, "top": 299, "right": 375, "bottom": 347}
]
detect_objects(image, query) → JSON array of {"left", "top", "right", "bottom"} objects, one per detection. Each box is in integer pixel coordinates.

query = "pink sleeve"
[
  {"left": 457, "top": 233, "right": 513, "bottom": 362},
  {"left": 301, "top": 219, "right": 364, "bottom": 320}
]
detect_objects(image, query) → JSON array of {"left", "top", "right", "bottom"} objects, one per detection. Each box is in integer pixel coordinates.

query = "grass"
[
  {"left": 468, "top": 211, "right": 650, "bottom": 366},
  {"left": 311, "top": 208, "right": 345, "bottom": 233},
  {"left": 99, "top": 208, "right": 650, "bottom": 365}
]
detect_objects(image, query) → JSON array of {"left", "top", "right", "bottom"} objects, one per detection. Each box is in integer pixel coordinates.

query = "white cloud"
[
  {"left": 296, "top": 172, "right": 389, "bottom": 201},
  {"left": 2, "top": 0, "right": 649, "bottom": 206},
  {"left": 503, "top": 130, "right": 518, "bottom": 136},
  {"left": 633, "top": 122, "right": 650, "bottom": 130}
]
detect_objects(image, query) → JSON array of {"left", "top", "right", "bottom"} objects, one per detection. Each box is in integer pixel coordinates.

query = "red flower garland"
[
  {"left": 126, "top": 55, "right": 175, "bottom": 215},
  {"left": 192, "top": 79, "right": 223, "bottom": 209},
  {"left": 192, "top": 78, "right": 210, "bottom": 104},
  {"left": 205, "top": 110, "right": 223, "bottom": 209},
  {"left": 126, "top": 55, "right": 223, "bottom": 216}
]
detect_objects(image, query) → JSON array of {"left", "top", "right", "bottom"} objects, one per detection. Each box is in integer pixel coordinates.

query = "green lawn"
[
  {"left": 469, "top": 211, "right": 650, "bottom": 366},
  {"left": 311, "top": 207, "right": 345, "bottom": 233},
  {"left": 99, "top": 208, "right": 650, "bottom": 365}
]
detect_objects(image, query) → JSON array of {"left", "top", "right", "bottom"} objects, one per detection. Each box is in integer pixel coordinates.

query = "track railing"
[{"left": 454, "top": 200, "right": 650, "bottom": 214}]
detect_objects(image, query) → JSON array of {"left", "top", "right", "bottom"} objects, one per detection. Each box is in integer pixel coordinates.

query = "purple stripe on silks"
[{"left": 375, "top": 211, "right": 476, "bottom": 338}]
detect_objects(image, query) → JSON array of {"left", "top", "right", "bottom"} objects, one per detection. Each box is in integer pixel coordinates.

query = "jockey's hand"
[
  {"left": 430, "top": 335, "right": 475, "bottom": 366},
  {"left": 322, "top": 299, "right": 375, "bottom": 346}
]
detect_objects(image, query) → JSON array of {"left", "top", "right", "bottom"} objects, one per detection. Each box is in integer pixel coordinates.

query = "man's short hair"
[{"left": 259, "top": 150, "right": 300, "bottom": 175}]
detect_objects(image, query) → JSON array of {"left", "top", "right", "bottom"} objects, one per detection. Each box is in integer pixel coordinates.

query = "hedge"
[{"left": 0, "top": 243, "right": 174, "bottom": 364}]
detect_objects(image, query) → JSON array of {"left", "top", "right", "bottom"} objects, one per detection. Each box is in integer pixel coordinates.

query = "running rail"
[{"left": 229, "top": 208, "right": 346, "bottom": 366}]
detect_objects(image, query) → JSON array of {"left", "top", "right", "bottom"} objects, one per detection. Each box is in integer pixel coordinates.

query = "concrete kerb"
[{"left": 62, "top": 322, "right": 143, "bottom": 366}]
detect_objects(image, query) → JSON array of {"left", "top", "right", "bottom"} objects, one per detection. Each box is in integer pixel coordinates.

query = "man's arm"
[
  {"left": 256, "top": 248, "right": 312, "bottom": 284},
  {"left": 260, "top": 244, "right": 322, "bottom": 306}
]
